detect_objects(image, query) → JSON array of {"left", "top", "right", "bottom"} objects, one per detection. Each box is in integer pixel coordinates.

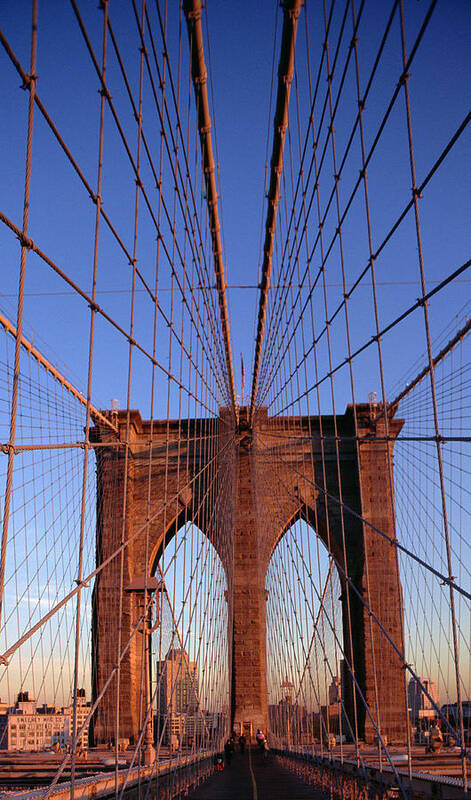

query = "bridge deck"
[{"left": 187, "top": 747, "right": 322, "bottom": 800}]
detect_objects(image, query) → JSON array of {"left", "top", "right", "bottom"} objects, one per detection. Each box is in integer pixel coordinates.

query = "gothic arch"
[{"left": 267, "top": 502, "right": 347, "bottom": 578}]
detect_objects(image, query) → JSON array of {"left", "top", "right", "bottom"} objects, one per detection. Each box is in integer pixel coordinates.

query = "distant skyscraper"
[
  {"left": 156, "top": 649, "right": 199, "bottom": 744},
  {"left": 408, "top": 676, "right": 439, "bottom": 721},
  {"left": 328, "top": 675, "right": 342, "bottom": 706},
  {"left": 158, "top": 648, "right": 199, "bottom": 714}
]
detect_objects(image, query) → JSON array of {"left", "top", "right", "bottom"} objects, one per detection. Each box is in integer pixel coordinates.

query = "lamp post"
[{"left": 125, "top": 576, "right": 162, "bottom": 766}]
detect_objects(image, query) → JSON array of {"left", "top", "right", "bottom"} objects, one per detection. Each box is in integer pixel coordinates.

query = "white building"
[{"left": 0, "top": 690, "right": 90, "bottom": 751}]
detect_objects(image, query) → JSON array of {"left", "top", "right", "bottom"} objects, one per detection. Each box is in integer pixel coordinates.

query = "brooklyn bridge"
[{"left": 0, "top": 0, "right": 469, "bottom": 798}]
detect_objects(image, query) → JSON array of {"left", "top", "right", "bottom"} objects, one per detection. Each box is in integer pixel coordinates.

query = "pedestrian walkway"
[{"left": 187, "top": 747, "right": 323, "bottom": 800}]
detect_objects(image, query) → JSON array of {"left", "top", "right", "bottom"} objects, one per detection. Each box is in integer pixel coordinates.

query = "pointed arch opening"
[
  {"left": 265, "top": 518, "right": 348, "bottom": 751},
  {"left": 152, "top": 523, "right": 229, "bottom": 752}
]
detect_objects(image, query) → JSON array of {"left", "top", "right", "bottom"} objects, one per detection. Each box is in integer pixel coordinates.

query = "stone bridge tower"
[{"left": 91, "top": 403, "right": 406, "bottom": 745}]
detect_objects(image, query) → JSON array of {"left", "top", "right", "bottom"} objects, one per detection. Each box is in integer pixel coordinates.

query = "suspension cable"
[
  {"left": 249, "top": 0, "right": 303, "bottom": 426},
  {"left": 183, "top": 0, "right": 236, "bottom": 419}
]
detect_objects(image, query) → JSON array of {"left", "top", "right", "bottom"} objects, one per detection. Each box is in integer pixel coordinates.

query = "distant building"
[
  {"left": 0, "top": 689, "right": 90, "bottom": 751},
  {"left": 441, "top": 702, "right": 471, "bottom": 728},
  {"left": 328, "top": 675, "right": 342, "bottom": 706},
  {"left": 15, "top": 691, "right": 37, "bottom": 715},
  {"left": 0, "top": 692, "right": 69, "bottom": 751},
  {"left": 408, "top": 677, "right": 439, "bottom": 722},
  {"left": 280, "top": 677, "right": 294, "bottom": 704},
  {"left": 156, "top": 649, "right": 199, "bottom": 744},
  {"left": 268, "top": 697, "right": 308, "bottom": 746},
  {"left": 71, "top": 688, "right": 90, "bottom": 749}
]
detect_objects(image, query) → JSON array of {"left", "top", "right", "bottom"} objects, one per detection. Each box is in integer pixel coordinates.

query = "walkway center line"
[{"left": 248, "top": 745, "right": 258, "bottom": 800}]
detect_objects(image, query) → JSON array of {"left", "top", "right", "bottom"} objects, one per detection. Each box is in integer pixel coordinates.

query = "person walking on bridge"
[
  {"left": 256, "top": 729, "right": 266, "bottom": 752},
  {"left": 224, "top": 737, "right": 234, "bottom": 765}
]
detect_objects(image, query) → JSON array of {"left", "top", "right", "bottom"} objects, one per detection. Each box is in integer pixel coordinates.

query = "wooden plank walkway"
[{"left": 187, "top": 747, "right": 324, "bottom": 800}]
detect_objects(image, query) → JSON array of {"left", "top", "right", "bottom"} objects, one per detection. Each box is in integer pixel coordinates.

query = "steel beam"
[
  {"left": 249, "top": 0, "right": 303, "bottom": 426},
  {"left": 183, "top": 0, "right": 237, "bottom": 420}
]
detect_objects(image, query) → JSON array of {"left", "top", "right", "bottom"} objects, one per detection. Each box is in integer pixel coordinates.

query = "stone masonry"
[{"left": 91, "top": 404, "right": 406, "bottom": 745}]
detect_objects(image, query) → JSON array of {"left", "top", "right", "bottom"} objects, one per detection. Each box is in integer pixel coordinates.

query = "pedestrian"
[
  {"left": 255, "top": 728, "right": 265, "bottom": 752},
  {"left": 427, "top": 722, "right": 443, "bottom": 754},
  {"left": 239, "top": 733, "right": 246, "bottom": 753},
  {"left": 263, "top": 739, "right": 269, "bottom": 759},
  {"left": 214, "top": 753, "right": 224, "bottom": 771},
  {"left": 224, "top": 737, "right": 234, "bottom": 765}
]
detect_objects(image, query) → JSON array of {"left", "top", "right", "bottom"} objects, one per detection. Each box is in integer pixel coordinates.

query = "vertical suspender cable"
[
  {"left": 249, "top": 0, "right": 303, "bottom": 427},
  {"left": 70, "top": 4, "right": 109, "bottom": 795},
  {"left": 183, "top": 0, "right": 236, "bottom": 421},
  {"left": 0, "top": 0, "right": 38, "bottom": 629}
]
